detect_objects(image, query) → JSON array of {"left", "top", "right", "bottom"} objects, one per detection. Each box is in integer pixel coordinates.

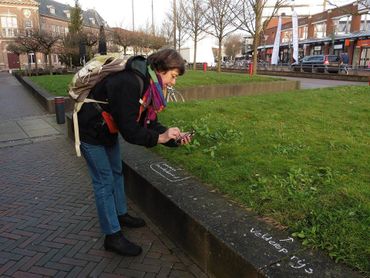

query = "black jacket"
[{"left": 78, "top": 56, "right": 172, "bottom": 147}]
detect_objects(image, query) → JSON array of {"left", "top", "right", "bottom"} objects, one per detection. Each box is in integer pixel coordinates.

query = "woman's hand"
[
  {"left": 158, "top": 127, "right": 181, "bottom": 144},
  {"left": 175, "top": 132, "right": 192, "bottom": 145}
]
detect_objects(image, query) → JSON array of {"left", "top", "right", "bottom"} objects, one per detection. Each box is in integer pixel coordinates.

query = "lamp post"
[{"left": 132, "top": 0, "right": 135, "bottom": 31}]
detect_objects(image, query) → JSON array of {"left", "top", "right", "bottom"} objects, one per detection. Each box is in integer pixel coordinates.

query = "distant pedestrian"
[
  {"left": 78, "top": 49, "right": 192, "bottom": 257},
  {"left": 340, "top": 52, "right": 349, "bottom": 75}
]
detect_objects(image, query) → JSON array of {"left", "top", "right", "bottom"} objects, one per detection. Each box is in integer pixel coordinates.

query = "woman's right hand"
[{"left": 158, "top": 127, "right": 181, "bottom": 144}]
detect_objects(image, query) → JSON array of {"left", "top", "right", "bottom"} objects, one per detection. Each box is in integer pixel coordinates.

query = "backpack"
[{"left": 69, "top": 55, "right": 128, "bottom": 157}]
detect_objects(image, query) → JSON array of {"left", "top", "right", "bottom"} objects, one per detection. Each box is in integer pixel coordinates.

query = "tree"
[
  {"left": 224, "top": 33, "right": 243, "bottom": 60},
  {"left": 15, "top": 30, "right": 41, "bottom": 73},
  {"left": 181, "top": 0, "right": 209, "bottom": 70},
  {"left": 113, "top": 28, "right": 135, "bottom": 56},
  {"left": 82, "top": 30, "right": 98, "bottom": 60},
  {"left": 167, "top": 0, "right": 189, "bottom": 51},
  {"left": 159, "top": 19, "right": 174, "bottom": 47},
  {"left": 234, "top": 0, "right": 287, "bottom": 74},
  {"left": 204, "top": 0, "right": 240, "bottom": 72},
  {"left": 33, "top": 30, "right": 61, "bottom": 74},
  {"left": 69, "top": 1, "right": 83, "bottom": 35}
]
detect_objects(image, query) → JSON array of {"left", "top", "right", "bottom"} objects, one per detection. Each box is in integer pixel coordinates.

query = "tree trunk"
[
  {"left": 48, "top": 53, "right": 53, "bottom": 75},
  {"left": 217, "top": 39, "right": 222, "bottom": 73},
  {"left": 193, "top": 34, "right": 197, "bottom": 70},
  {"left": 253, "top": 33, "right": 260, "bottom": 75}
]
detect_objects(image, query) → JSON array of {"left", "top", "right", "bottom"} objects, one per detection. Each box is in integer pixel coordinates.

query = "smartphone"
[{"left": 176, "top": 130, "right": 195, "bottom": 144}]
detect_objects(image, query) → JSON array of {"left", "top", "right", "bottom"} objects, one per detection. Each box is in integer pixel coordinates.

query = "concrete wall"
[{"left": 181, "top": 81, "right": 299, "bottom": 101}]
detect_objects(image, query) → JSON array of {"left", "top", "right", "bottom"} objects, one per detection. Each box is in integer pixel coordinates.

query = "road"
[{"left": 277, "top": 75, "right": 369, "bottom": 89}]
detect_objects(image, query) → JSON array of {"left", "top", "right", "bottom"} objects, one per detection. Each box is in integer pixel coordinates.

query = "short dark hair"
[{"left": 147, "top": 48, "right": 185, "bottom": 75}]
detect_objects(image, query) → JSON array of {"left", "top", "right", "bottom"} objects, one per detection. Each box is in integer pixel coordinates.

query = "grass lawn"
[
  {"left": 28, "top": 72, "right": 369, "bottom": 274},
  {"left": 28, "top": 70, "right": 281, "bottom": 96},
  {"left": 154, "top": 86, "right": 369, "bottom": 275}
]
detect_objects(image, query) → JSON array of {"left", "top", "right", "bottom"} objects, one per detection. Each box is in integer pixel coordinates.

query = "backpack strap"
[
  {"left": 73, "top": 98, "right": 108, "bottom": 157},
  {"left": 74, "top": 73, "right": 144, "bottom": 157}
]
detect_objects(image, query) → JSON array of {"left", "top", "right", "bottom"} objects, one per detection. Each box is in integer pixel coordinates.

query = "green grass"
[
  {"left": 28, "top": 70, "right": 280, "bottom": 96},
  {"left": 29, "top": 72, "right": 369, "bottom": 274},
  {"left": 153, "top": 86, "right": 370, "bottom": 275},
  {"left": 29, "top": 74, "right": 74, "bottom": 96}
]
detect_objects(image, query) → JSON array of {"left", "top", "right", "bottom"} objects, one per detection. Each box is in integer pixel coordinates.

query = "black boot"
[
  {"left": 104, "top": 231, "right": 142, "bottom": 256},
  {"left": 119, "top": 213, "right": 146, "bottom": 228}
]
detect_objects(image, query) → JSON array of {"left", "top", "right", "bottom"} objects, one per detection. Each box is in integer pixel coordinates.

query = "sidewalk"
[{"left": 0, "top": 72, "right": 206, "bottom": 277}]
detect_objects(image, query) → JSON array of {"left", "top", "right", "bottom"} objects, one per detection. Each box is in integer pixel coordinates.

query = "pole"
[
  {"left": 173, "top": 0, "right": 177, "bottom": 50},
  {"left": 54, "top": 97, "right": 65, "bottom": 124},
  {"left": 152, "top": 0, "right": 155, "bottom": 34},
  {"left": 132, "top": 0, "right": 135, "bottom": 31}
]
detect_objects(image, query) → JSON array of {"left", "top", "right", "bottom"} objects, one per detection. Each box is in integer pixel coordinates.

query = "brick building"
[
  {"left": 261, "top": 1, "right": 370, "bottom": 68},
  {"left": 0, "top": 0, "right": 105, "bottom": 71}
]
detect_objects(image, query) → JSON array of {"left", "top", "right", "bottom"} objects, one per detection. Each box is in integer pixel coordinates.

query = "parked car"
[{"left": 291, "top": 55, "right": 341, "bottom": 73}]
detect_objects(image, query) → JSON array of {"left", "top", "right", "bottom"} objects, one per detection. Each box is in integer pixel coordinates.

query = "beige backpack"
[{"left": 68, "top": 55, "right": 128, "bottom": 156}]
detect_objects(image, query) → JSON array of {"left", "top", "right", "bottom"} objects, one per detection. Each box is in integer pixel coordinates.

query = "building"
[
  {"left": 261, "top": 1, "right": 370, "bottom": 68},
  {"left": 0, "top": 0, "right": 105, "bottom": 71}
]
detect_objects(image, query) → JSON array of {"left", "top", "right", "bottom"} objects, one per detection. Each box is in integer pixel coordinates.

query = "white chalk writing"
[
  {"left": 250, "top": 228, "right": 313, "bottom": 274},
  {"left": 150, "top": 162, "right": 191, "bottom": 182}
]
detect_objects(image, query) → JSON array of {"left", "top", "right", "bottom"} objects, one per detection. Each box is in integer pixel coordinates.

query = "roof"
[
  {"left": 0, "top": 0, "right": 38, "bottom": 6},
  {"left": 258, "top": 31, "right": 370, "bottom": 49},
  {"left": 37, "top": 0, "right": 107, "bottom": 28}
]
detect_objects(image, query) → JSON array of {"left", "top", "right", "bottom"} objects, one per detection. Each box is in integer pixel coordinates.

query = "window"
[
  {"left": 313, "top": 22, "right": 326, "bottom": 38},
  {"left": 333, "top": 15, "right": 352, "bottom": 35},
  {"left": 52, "top": 54, "right": 58, "bottom": 64},
  {"left": 298, "top": 25, "right": 308, "bottom": 40},
  {"left": 28, "top": 53, "right": 35, "bottom": 64},
  {"left": 1, "top": 16, "right": 18, "bottom": 37},
  {"left": 281, "top": 30, "right": 292, "bottom": 43},
  {"left": 89, "top": 18, "right": 96, "bottom": 25},
  {"left": 360, "top": 12, "right": 370, "bottom": 31},
  {"left": 24, "top": 19, "right": 32, "bottom": 28},
  {"left": 47, "top": 5, "right": 55, "bottom": 14},
  {"left": 64, "top": 10, "right": 70, "bottom": 19}
]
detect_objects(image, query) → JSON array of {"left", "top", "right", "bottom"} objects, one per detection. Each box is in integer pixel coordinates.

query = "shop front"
[{"left": 356, "top": 39, "right": 370, "bottom": 68}]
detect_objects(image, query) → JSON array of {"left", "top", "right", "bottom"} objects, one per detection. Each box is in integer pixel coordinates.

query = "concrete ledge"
[
  {"left": 14, "top": 73, "right": 74, "bottom": 113},
  {"left": 257, "top": 70, "right": 369, "bottom": 82},
  {"left": 181, "top": 80, "right": 299, "bottom": 101},
  {"left": 221, "top": 68, "right": 369, "bottom": 82},
  {"left": 121, "top": 141, "right": 362, "bottom": 278}
]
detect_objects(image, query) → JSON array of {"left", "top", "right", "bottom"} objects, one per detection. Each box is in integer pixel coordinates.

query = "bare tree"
[
  {"left": 327, "top": 0, "right": 370, "bottom": 11},
  {"left": 15, "top": 30, "right": 41, "bottom": 73},
  {"left": 33, "top": 30, "right": 61, "bottom": 74},
  {"left": 234, "top": 0, "right": 287, "bottom": 74},
  {"left": 159, "top": 19, "right": 175, "bottom": 47},
  {"left": 224, "top": 33, "right": 243, "bottom": 61},
  {"left": 181, "top": 0, "right": 209, "bottom": 70},
  {"left": 113, "top": 28, "right": 135, "bottom": 56},
  {"left": 204, "top": 0, "right": 240, "bottom": 72},
  {"left": 167, "top": 0, "right": 189, "bottom": 51}
]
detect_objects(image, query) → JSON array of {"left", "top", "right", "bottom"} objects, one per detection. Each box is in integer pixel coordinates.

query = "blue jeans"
[{"left": 81, "top": 141, "right": 127, "bottom": 235}]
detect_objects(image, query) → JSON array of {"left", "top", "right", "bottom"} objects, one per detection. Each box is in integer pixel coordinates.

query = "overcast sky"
[{"left": 61, "top": 0, "right": 172, "bottom": 30}]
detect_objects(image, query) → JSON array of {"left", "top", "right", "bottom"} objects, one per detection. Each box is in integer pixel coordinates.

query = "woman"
[{"left": 78, "top": 49, "right": 190, "bottom": 256}]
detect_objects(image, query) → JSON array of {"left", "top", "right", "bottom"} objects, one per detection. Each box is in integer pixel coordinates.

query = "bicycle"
[
  {"left": 165, "top": 86, "right": 185, "bottom": 102},
  {"left": 340, "top": 63, "right": 349, "bottom": 75}
]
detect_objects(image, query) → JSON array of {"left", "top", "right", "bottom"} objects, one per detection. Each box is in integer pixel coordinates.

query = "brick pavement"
[{"left": 0, "top": 72, "right": 207, "bottom": 278}]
